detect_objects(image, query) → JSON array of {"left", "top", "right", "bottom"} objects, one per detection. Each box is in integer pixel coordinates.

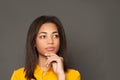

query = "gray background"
[{"left": 0, "top": 0, "right": 120, "bottom": 80}]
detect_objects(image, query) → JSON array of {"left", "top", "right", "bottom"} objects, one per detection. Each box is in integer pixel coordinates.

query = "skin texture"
[{"left": 35, "top": 23, "right": 65, "bottom": 80}]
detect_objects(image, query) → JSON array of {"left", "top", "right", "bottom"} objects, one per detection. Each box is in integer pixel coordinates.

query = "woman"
[{"left": 11, "top": 15, "right": 81, "bottom": 80}]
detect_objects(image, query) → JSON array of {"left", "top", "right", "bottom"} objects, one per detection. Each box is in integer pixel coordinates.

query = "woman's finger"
[
  {"left": 45, "top": 53, "right": 57, "bottom": 57},
  {"left": 46, "top": 56, "right": 63, "bottom": 66}
]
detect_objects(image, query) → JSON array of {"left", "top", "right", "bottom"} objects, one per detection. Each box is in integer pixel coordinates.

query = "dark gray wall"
[{"left": 0, "top": 0, "right": 120, "bottom": 80}]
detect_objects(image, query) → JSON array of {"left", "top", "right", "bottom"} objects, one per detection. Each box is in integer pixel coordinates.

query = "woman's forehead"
[{"left": 38, "top": 23, "right": 58, "bottom": 34}]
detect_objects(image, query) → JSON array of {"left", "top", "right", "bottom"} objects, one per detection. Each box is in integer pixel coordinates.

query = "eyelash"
[
  {"left": 39, "top": 35, "right": 46, "bottom": 39},
  {"left": 39, "top": 34, "right": 59, "bottom": 39},
  {"left": 53, "top": 34, "right": 59, "bottom": 38}
]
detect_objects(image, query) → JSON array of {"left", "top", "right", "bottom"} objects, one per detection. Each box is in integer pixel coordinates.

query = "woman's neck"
[{"left": 38, "top": 55, "right": 51, "bottom": 71}]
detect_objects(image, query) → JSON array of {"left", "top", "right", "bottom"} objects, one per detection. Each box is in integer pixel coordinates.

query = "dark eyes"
[
  {"left": 39, "top": 35, "right": 46, "bottom": 39},
  {"left": 53, "top": 34, "right": 59, "bottom": 38},
  {"left": 39, "top": 34, "right": 59, "bottom": 39}
]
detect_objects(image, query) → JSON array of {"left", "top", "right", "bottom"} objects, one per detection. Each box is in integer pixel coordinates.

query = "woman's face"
[{"left": 35, "top": 23, "right": 60, "bottom": 57}]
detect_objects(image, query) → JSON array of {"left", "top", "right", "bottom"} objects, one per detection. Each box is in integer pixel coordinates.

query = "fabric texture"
[{"left": 11, "top": 65, "right": 81, "bottom": 80}]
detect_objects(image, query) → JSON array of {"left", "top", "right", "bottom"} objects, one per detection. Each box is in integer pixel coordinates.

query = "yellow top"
[{"left": 11, "top": 65, "right": 81, "bottom": 80}]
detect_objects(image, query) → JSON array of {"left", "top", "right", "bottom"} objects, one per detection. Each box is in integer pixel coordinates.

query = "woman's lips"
[{"left": 45, "top": 47, "right": 55, "bottom": 51}]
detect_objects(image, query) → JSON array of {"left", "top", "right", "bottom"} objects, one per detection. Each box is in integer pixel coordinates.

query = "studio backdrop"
[{"left": 0, "top": 0, "right": 120, "bottom": 80}]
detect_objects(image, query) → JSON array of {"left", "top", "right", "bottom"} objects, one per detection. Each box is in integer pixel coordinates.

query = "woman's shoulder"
[
  {"left": 65, "top": 68, "right": 81, "bottom": 80},
  {"left": 14, "top": 67, "right": 25, "bottom": 71},
  {"left": 11, "top": 67, "right": 26, "bottom": 80},
  {"left": 13, "top": 67, "right": 25, "bottom": 75},
  {"left": 66, "top": 68, "right": 80, "bottom": 75}
]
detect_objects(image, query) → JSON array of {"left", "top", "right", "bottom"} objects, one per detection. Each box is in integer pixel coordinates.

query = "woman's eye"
[
  {"left": 40, "top": 35, "right": 46, "bottom": 39},
  {"left": 53, "top": 34, "right": 59, "bottom": 39}
]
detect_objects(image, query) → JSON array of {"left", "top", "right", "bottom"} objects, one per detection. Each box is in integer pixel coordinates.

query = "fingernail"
[
  {"left": 45, "top": 54, "right": 47, "bottom": 56},
  {"left": 45, "top": 54, "right": 48, "bottom": 55}
]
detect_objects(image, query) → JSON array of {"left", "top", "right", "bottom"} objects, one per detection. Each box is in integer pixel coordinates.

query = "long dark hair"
[{"left": 24, "top": 15, "right": 68, "bottom": 80}]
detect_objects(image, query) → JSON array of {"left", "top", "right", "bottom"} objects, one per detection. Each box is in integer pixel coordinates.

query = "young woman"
[{"left": 11, "top": 15, "right": 81, "bottom": 80}]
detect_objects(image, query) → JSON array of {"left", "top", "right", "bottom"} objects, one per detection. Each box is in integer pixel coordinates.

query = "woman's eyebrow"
[
  {"left": 38, "top": 32, "right": 47, "bottom": 34},
  {"left": 52, "top": 31, "right": 58, "bottom": 34},
  {"left": 38, "top": 31, "right": 58, "bottom": 34}
]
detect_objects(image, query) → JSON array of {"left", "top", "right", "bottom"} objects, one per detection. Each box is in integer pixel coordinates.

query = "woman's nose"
[{"left": 47, "top": 37, "right": 54, "bottom": 44}]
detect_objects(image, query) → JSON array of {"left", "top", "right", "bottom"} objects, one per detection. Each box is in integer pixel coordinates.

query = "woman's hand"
[{"left": 45, "top": 53, "right": 65, "bottom": 80}]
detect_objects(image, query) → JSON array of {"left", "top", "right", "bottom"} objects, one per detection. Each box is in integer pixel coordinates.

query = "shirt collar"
[{"left": 34, "top": 65, "right": 53, "bottom": 74}]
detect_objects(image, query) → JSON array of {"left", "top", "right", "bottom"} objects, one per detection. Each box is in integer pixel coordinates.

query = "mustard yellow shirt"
[{"left": 11, "top": 66, "right": 81, "bottom": 80}]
